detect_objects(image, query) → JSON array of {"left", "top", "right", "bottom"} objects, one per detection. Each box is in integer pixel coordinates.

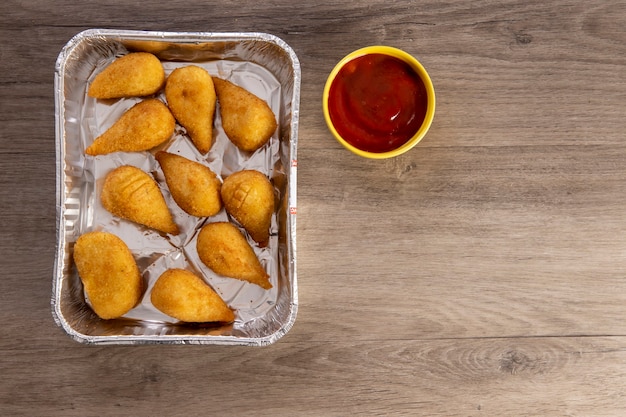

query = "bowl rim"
[{"left": 322, "top": 45, "right": 436, "bottom": 159}]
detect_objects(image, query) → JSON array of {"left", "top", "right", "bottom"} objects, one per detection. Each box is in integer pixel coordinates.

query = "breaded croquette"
[
  {"left": 101, "top": 165, "right": 179, "bottom": 235},
  {"left": 88, "top": 52, "right": 165, "bottom": 99},
  {"left": 213, "top": 77, "right": 277, "bottom": 152},
  {"left": 197, "top": 222, "right": 272, "bottom": 289},
  {"left": 155, "top": 151, "right": 222, "bottom": 217},
  {"left": 221, "top": 170, "right": 274, "bottom": 247},
  {"left": 86, "top": 99, "right": 175, "bottom": 156},
  {"left": 73, "top": 232, "right": 143, "bottom": 319},
  {"left": 165, "top": 66, "right": 216, "bottom": 154},
  {"left": 151, "top": 269, "right": 235, "bottom": 323}
]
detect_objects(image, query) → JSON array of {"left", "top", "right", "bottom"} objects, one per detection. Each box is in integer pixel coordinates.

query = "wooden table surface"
[{"left": 2, "top": 0, "right": 626, "bottom": 415}]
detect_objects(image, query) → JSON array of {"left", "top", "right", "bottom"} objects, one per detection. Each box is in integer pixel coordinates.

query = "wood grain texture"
[{"left": 2, "top": 0, "right": 626, "bottom": 415}]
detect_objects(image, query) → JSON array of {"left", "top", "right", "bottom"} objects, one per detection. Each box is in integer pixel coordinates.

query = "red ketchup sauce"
[{"left": 328, "top": 53, "right": 428, "bottom": 153}]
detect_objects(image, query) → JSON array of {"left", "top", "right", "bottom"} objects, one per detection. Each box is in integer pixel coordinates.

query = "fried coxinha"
[
  {"left": 88, "top": 52, "right": 165, "bottom": 99},
  {"left": 165, "top": 65, "right": 217, "bottom": 154},
  {"left": 155, "top": 151, "right": 223, "bottom": 218},
  {"left": 73, "top": 231, "right": 143, "bottom": 319},
  {"left": 85, "top": 98, "right": 175, "bottom": 156},
  {"left": 213, "top": 77, "right": 277, "bottom": 153},
  {"left": 197, "top": 222, "right": 272, "bottom": 290},
  {"left": 151, "top": 268, "right": 235, "bottom": 323},
  {"left": 100, "top": 165, "right": 179, "bottom": 235},
  {"left": 221, "top": 169, "right": 274, "bottom": 247}
]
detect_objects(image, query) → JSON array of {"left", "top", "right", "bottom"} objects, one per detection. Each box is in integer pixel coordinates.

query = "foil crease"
[{"left": 53, "top": 29, "right": 299, "bottom": 346}]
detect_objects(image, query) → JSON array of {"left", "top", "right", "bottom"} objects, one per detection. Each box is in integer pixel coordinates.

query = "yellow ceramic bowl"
[{"left": 323, "top": 46, "right": 435, "bottom": 159}]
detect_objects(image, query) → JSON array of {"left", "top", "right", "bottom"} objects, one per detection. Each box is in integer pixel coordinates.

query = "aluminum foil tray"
[{"left": 53, "top": 29, "right": 299, "bottom": 345}]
